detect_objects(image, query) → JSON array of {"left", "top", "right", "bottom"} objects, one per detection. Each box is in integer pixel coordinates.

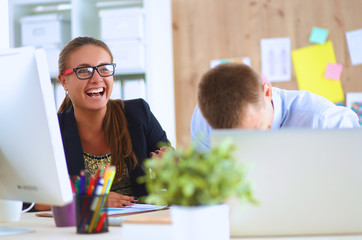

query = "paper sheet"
[
  {"left": 106, "top": 204, "right": 167, "bottom": 216},
  {"left": 291, "top": 41, "right": 345, "bottom": 103},
  {"left": 346, "top": 28, "right": 362, "bottom": 65},
  {"left": 260, "top": 37, "right": 291, "bottom": 82},
  {"left": 0, "top": 226, "right": 34, "bottom": 237}
]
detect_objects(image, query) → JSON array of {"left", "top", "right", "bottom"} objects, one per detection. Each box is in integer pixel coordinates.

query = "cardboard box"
[
  {"left": 107, "top": 40, "right": 145, "bottom": 72},
  {"left": 99, "top": 8, "right": 144, "bottom": 41},
  {"left": 20, "top": 14, "right": 71, "bottom": 48}
]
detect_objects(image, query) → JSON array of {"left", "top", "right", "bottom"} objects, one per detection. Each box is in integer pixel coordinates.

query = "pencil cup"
[
  {"left": 75, "top": 194, "right": 109, "bottom": 234},
  {"left": 52, "top": 197, "right": 76, "bottom": 227}
]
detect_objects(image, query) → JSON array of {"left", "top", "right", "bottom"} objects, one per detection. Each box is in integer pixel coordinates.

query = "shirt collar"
[{"left": 271, "top": 87, "right": 283, "bottom": 129}]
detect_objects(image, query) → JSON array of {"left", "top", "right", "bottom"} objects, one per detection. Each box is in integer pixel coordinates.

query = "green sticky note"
[{"left": 309, "top": 27, "right": 329, "bottom": 44}]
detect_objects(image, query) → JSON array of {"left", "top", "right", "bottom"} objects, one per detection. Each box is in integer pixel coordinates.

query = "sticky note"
[
  {"left": 309, "top": 27, "right": 329, "bottom": 44},
  {"left": 292, "top": 41, "right": 345, "bottom": 103},
  {"left": 324, "top": 62, "right": 343, "bottom": 80}
]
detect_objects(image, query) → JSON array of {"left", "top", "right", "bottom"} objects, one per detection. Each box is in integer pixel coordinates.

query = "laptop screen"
[{"left": 211, "top": 128, "right": 362, "bottom": 237}]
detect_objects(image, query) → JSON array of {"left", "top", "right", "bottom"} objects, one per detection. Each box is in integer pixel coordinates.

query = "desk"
[
  {"left": 0, "top": 211, "right": 122, "bottom": 240},
  {"left": 1, "top": 211, "right": 362, "bottom": 240}
]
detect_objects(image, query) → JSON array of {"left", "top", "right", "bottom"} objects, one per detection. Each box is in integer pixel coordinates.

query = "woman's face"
[{"left": 59, "top": 44, "right": 113, "bottom": 113}]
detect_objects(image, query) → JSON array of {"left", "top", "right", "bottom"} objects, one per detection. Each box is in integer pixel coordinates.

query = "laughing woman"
[{"left": 56, "top": 36, "right": 170, "bottom": 208}]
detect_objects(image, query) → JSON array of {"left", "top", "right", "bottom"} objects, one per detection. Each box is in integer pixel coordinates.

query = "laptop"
[{"left": 211, "top": 128, "right": 362, "bottom": 237}]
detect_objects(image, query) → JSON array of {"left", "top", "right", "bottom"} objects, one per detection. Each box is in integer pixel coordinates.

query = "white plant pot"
[{"left": 170, "top": 203, "right": 229, "bottom": 240}]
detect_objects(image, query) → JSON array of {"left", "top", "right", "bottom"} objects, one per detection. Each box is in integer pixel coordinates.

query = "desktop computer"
[{"left": 0, "top": 46, "right": 73, "bottom": 235}]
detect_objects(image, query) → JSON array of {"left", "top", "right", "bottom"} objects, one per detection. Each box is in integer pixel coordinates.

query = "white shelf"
[
  {"left": 8, "top": 0, "right": 176, "bottom": 147},
  {"left": 96, "top": 0, "right": 142, "bottom": 8},
  {"left": 32, "top": 4, "right": 72, "bottom": 12},
  {"left": 12, "top": 0, "right": 70, "bottom": 4},
  {"left": 115, "top": 68, "right": 145, "bottom": 75}
]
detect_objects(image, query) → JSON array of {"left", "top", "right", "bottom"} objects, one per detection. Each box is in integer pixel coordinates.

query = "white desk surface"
[{"left": 1, "top": 210, "right": 362, "bottom": 240}]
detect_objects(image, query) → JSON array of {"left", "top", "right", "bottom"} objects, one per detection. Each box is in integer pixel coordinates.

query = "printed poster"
[{"left": 260, "top": 37, "right": 291, "bottom": 82}]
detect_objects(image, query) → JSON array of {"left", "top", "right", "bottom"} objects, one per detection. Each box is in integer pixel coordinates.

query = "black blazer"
[{"left": 57, "top": 98, "right": 169, "bottom": 197}]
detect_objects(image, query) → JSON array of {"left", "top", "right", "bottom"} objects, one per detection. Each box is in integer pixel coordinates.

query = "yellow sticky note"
[{"left": 291, "top": 41, "right": 344, "bottom": 103}]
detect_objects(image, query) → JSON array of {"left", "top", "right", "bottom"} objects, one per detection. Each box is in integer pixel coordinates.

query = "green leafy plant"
[{"left": 138, "top": 139, "right": 256, "bottom": 206}]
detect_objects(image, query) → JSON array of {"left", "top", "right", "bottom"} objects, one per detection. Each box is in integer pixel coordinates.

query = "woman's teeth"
[{"left": 86, "top": 88, "right": 104, "bottom": 97}]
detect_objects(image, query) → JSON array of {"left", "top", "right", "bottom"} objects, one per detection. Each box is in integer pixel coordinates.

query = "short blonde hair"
[{"left": 198, "top": 63, "right": 264, "bottom": 128}]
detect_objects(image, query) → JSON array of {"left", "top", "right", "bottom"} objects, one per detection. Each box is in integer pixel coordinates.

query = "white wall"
[
  {"left": 0, "top": 0, "right": 9, "bottom": 48},
  {"left": 144, "top": 0, "right": 176, "bottom": 147}
]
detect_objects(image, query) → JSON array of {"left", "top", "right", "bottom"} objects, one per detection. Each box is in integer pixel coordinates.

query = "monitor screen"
[{"left": 0, "top": 46, "right": 72, "bottom": 206}]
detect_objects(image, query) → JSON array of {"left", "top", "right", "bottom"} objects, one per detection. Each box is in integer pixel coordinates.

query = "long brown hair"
[{"left": 58, "top": 36, "right": 137, "bottom": 178}]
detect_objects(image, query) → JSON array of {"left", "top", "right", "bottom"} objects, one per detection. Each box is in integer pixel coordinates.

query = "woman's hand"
[
  {"left": 34, "top": 204, "right": 51, "bottom": 211},
  {"left": 107, "top": 192, "right": 138, "bottom": 208},
  {"left": 149, "top": 146, "right": 174, "bottom": 159}
]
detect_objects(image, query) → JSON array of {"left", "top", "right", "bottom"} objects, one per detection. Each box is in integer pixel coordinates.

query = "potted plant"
[{"left": 139, "top": 139, "right": 255, "bottom": 240}]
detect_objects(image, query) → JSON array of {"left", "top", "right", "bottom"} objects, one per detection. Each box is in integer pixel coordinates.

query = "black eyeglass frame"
[{"left": 61, "top": 63, "right": 117, "bottom": 80}]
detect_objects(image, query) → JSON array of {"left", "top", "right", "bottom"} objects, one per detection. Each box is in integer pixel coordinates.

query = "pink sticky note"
[{"left": 324, "top": 63, "right": 343, "bottom": 80}]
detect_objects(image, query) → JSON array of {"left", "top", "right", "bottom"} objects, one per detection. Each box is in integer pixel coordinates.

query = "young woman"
[{"left": 56, "top": 36, "right": 169, "bottom": 208}]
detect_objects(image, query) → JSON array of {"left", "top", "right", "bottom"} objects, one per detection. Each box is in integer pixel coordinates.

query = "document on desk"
[{"left": 105, "top": 204, "right": 167, "bottom": 216}]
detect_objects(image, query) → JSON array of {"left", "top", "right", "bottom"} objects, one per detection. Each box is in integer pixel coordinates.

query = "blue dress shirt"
[{"left": 190, "top": 87, "right": 359, "bottom": 151}]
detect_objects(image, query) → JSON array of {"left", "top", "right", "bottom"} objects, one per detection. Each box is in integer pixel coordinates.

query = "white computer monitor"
[{"left": 0, "top": 46, "right": 73, "bottom": 206}]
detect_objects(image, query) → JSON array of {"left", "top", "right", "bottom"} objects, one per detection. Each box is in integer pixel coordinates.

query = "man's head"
[{"left": 198, "top": 63, "right": 274, "bottom": 129}]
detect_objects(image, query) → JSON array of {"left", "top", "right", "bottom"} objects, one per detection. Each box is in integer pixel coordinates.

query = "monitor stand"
[{"left": 0, "top": 226, "right": 34, "bottom": 237}]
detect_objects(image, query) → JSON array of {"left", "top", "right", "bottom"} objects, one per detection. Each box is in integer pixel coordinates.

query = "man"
[{"left": 191, "top": 63, "right": 359, "bottom": 151}]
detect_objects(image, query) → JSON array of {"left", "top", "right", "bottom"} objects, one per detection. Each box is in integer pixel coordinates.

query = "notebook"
[{"left": 211, "top": 128, "right": 362, "bottom": 237}]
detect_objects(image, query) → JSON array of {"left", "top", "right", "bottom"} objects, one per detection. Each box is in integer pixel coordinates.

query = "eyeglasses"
[{"left": 61, "top": 63, "right": 116, "bottom": 80}]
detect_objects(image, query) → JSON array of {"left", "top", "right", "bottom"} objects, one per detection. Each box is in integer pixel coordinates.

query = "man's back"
[{"left": 191, "top": 87, "right": 359, "bottom": 151}]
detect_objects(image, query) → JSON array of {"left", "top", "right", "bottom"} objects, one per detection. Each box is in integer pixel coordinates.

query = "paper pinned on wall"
[
  {"left": 291, "top": 41, "right": 345, "bottom": 103},
  {"left": 309, "top": 27, "right": 329, "bottom": 44},
  {"left": 346, "top": 28, "right": 362, "bottom": 66},
  {"left": 324, "top": 62, "right": 343, "bottom": 81},
  {"left": 346, "top": 92, "right": 362, "bottom": 126},
  {"left": 210, "top": 57, "right": 251, "bottom": 69},
  {"left": 260, "top": 37, "right": 291, "bottom": 82}
]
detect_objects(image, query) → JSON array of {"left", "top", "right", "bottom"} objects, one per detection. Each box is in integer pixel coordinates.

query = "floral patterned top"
[{"left": 83, "top": 152, "right": 135, "bottom": 196}]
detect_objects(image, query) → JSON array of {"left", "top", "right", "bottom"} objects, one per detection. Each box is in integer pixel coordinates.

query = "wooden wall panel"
[{"left": 172, "top": 0, "right": 362, "bottom": 148}]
